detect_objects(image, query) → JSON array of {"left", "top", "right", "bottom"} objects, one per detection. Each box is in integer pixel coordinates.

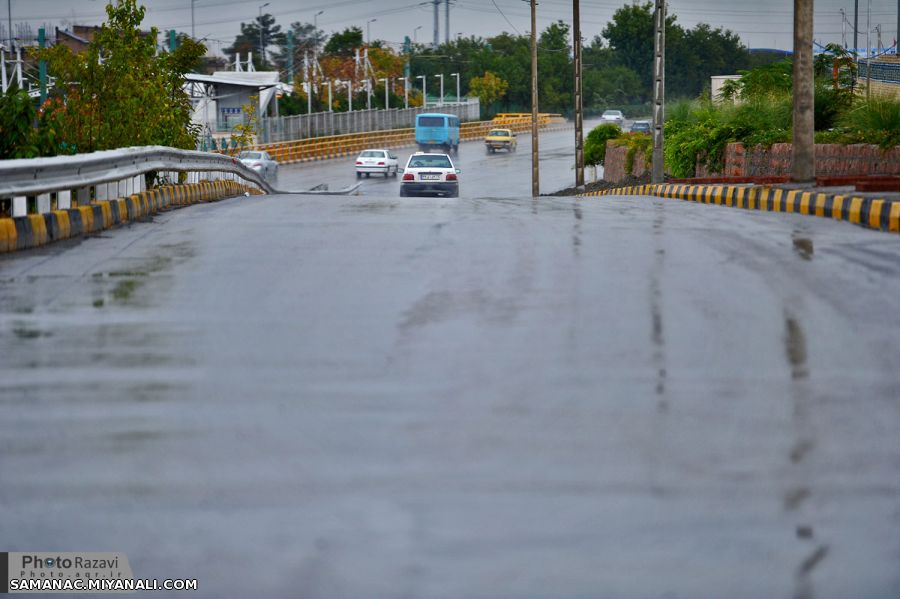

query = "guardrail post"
[
  {"left": 37, "top": 193, "right": 51, "bottom": 213},
  {"left": 76, "top": 187, "right": 90, "bottom": 207},
  {"left": 96, "top": 183, "right": 109, "bottom": 201},
  {"left": 58, "top": 190, "right": 72, "bottom": 210},
  {"left": 13, "top": 197, "right": 27, "bottom": 217}
]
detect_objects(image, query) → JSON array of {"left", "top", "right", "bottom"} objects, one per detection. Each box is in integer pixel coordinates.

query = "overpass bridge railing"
[
  {"left": 246, "top": 114, "right": 570, "bottom": 164},
  {"left": 257, "top": 101, "right": 481, "bottom": 144}
]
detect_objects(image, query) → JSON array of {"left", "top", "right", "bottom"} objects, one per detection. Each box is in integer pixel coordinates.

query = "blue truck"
[{"left": 415, "top": 113, "right": 461, "bottom": 154}]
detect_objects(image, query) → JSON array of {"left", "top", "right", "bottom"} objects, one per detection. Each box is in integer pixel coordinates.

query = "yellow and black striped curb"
[
  {"left": 580, "top": 183, "right": 900, "bottom": 234},
  {"left": 0, "top": 180, "right": 262, "bottom": 254}
]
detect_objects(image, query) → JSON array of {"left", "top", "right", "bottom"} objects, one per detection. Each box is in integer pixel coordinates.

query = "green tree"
[
  {"left": 39, "top": 0, "right": 205, "bottom": 153},
  {"left": 224, "top": 13, "right": 282, "bottom": 70},
  {"left": 537, "top": 21, "right": 573, "bottom": 112},
  {"left": 584, "top": 123, "right": 622, "bottom": 166},
  {"left": 468, "top": 71, "right": 509, "bottom": 115},
  {"left": 324, "top": 27, "right": 363, "bottom": 58},
  {"left": 0, "top": 86, "right": 39, "bottom": 158},
  {"left": 271, "top": 21, "right": 323, "bottom": 77}
]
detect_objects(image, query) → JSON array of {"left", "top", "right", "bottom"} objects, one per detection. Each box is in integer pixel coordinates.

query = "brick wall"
[
  {"left": 602, "top": 141, "right": 649, "bottom": 183},
  {"left": 721, "top": 142, "right": 900, "bottom": 177}
]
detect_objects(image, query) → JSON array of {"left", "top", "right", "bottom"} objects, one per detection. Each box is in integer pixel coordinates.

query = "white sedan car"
[
  {"left": 237, "top": 150, "right": 278, "bottom": 180},
  {"left": 355, "top": 149, "right": 400, "bottom": 178},
  {"left": 399, "top": 152, "right": 460, "bottom": 197},
  {"left": 599, "top": 110, "right": 625, "bottom": 127}
]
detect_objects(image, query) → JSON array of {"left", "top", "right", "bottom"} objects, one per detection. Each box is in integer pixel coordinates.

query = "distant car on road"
[
  {"left": 399, "top": 152, "right": 460, "bottom": 198},
  {"left": 630, "top": 120, "right": 652, "bottom": 133},
  {"left": 599, "top": 110, "right": 625, "bottom": 127},
  {"left": 484, "top": 128, "right": 517, "bottom": 154},
  {"left": 237, "top": 151, "right": 278, "bottom": 180},
  {"left": 355, "top": 149, "right": 399, "bottom": 178}
]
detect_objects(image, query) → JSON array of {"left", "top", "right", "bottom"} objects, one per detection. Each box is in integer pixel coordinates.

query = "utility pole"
[
  {"left": 529, "top": 0, "right": 539, "bottom": 197},
  {"left": 433, "top": 0, "right": 440, "bottom": 49},
  {"left": 573, "top": 0, "right": 584, "bottom": 189},
  {"left": 191, "top": 0, "right": 196, "bottom": 39},
  {"left": 7, "top": 0, "right": 12, "bottom": 51},
  {"left": 792, "top": 0, "right": 815, "bottom": 183},
  {"left": 382, "top": 78, "right": 389, "bottom": 109},
  {"left": 445, "top": 0, "right": 450, "bottom": 45},
  {"left": 651, "top": 0, "right": 666, "bottom": 184},
  {"left": 854, "top": 0, "right": 859, "bottom": 56}
]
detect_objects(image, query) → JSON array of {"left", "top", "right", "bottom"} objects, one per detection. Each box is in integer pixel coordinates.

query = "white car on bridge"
[{"left": 355, "top": 149, "right": 400, "bottom": 179}]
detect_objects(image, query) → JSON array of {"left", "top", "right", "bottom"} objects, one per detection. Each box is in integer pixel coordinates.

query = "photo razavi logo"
[{"left": 19, "top": 553, "right": 128, "bottom": 577}]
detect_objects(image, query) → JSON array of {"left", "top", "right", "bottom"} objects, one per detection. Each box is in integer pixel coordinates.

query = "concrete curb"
[
  {"left": 0, "top": 180, "right": 262, "bottom": 254},
  {"left": 580, "top": 183, "right": 900, "bottom": 234}
]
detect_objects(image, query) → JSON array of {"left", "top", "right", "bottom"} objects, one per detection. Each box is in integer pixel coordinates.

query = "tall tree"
[
  {"left": 323, "top": 27, "right": 363, "bottom": 58},
  {"left": 271, "top": 21, "right": 323, "bottom": 77},
  {"left": 39, "top": 0, "right": 205, "bottom": 153},
  {"left": 224, "top": 13, "right": 282, "bottom": 70}
]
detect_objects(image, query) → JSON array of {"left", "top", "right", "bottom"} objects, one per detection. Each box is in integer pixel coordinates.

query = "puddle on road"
[{"left": 792, "top": 234, "right": 815, "bottom": 261}]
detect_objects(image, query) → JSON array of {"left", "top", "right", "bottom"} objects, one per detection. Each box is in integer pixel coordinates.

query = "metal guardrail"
[
  {"left": 0, "top": 146, "right": 276, "bottom": 218},
  {"left": 244, "top": 116, "right": 571, "bottom": 165}
]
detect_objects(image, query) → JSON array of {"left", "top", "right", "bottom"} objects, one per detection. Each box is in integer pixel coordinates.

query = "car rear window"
[
  {"left": 360, "top": 150, "right": 385, "bottom": 157},
  {"left": 418, "top": 116, "right": 446, "bottom": 127},
  {"left": 408, "top": 155, "right": 452, "bottom": 168}
]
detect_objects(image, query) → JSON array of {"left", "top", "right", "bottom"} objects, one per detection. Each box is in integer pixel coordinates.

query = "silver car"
[{"left": 237, "top": 151, "right": 278, "bottom": 180}]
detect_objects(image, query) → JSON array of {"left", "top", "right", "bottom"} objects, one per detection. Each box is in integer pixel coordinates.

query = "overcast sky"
[{"left": 5, "top": 0, "right": 898, "bottom": 56}]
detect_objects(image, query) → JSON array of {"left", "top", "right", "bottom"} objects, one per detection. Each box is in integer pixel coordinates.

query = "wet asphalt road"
[{"left": 2, "top": 126, "right": 900, "bottom": 598}]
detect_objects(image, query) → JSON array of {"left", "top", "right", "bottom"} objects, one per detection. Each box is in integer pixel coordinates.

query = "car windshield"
[
  {"left": 408, "top": 155, "right": 453, "bottom": 169},
  {"left": 603, "top": 111, "right": 622, "bottom": 117},
  {"left": 359, "top": 150, "right": 385, "bottom": 157},
  {"left": 238, "top": 152, "right": 262, "bottom": 160},
  {"left": 488, "top": 130, "right": 509, "bottom": 136}
]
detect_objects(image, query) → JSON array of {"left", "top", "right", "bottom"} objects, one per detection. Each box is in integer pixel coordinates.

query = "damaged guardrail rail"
[{"left": 0, "top": 146, "right": 274, "bottom": 253}]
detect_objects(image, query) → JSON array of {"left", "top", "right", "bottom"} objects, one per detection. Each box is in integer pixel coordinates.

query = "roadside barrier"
[
  {"left": 0, "top": 181, "right": 262, "bottom": 254},
  {"left": 581, "top": 183, "right": 900, "bottom": 234},
  {"left": 240, "top": 115, "right": 572, "bottom": 165}
]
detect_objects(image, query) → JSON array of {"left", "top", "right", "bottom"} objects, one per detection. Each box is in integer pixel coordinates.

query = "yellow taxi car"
[{"left": 484, "top": 128, "right": 517, "bottom": 154}]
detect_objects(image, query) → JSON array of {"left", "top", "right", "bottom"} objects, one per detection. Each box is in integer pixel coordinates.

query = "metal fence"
[
  {"left": 258, "top": 100, "right": 481, "bottom": 144},
  {"left": 860, "top": 60, "right": 900, "bottom": 84}
]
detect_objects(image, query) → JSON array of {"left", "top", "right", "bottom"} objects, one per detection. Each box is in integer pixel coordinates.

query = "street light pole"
[
  {"left": 416, "top": 74, "right": 426, "bottom": 108},
  {"left": 258, "top": 2, "right": 270, "bottom": 66},
  {"left": 367, "top": 18, "right": 377, "bottom": 45},
  {"left": 414, "top": 25, "right": 422, "bottom": 44},
  {"left": 191, "top": 0, "right": 196, "bottom": 39},
  {"left": 435, "top": 73, "right": 443, "bottom": 105},
  {"left": 397, "top": 76, "right": 409, "bottom": 108},
  {"left": 381, "top": 77, "right": 389, "bottom": 109},
  {"left": 451, "top": 72, "right": 459, "bottom": 103},
  {"left": 313, "top": 10, "right": 324, "bottom": 65}
]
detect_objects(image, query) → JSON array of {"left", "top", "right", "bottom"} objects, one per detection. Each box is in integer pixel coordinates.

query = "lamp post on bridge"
[
  {"left": 397, "top": 76, "right": 409, "bottom": 109},
  {"left": 416, "top": 75, "right": 426, "bottom": 108},
  {"left": 434, "top": 73, "right": 443, "bottom": 106},
  {"left": 258, "top": 2, "right": 270, "bottom": 66}
]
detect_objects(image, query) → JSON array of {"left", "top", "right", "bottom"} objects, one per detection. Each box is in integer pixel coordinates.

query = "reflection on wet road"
[{"left": 2, "top": 168, "right": 900, "bottom": 598}]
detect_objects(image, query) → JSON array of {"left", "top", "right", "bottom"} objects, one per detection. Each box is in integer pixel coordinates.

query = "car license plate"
[{"left": 420, "top": 174, "right": 441, "bottom": 181}]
